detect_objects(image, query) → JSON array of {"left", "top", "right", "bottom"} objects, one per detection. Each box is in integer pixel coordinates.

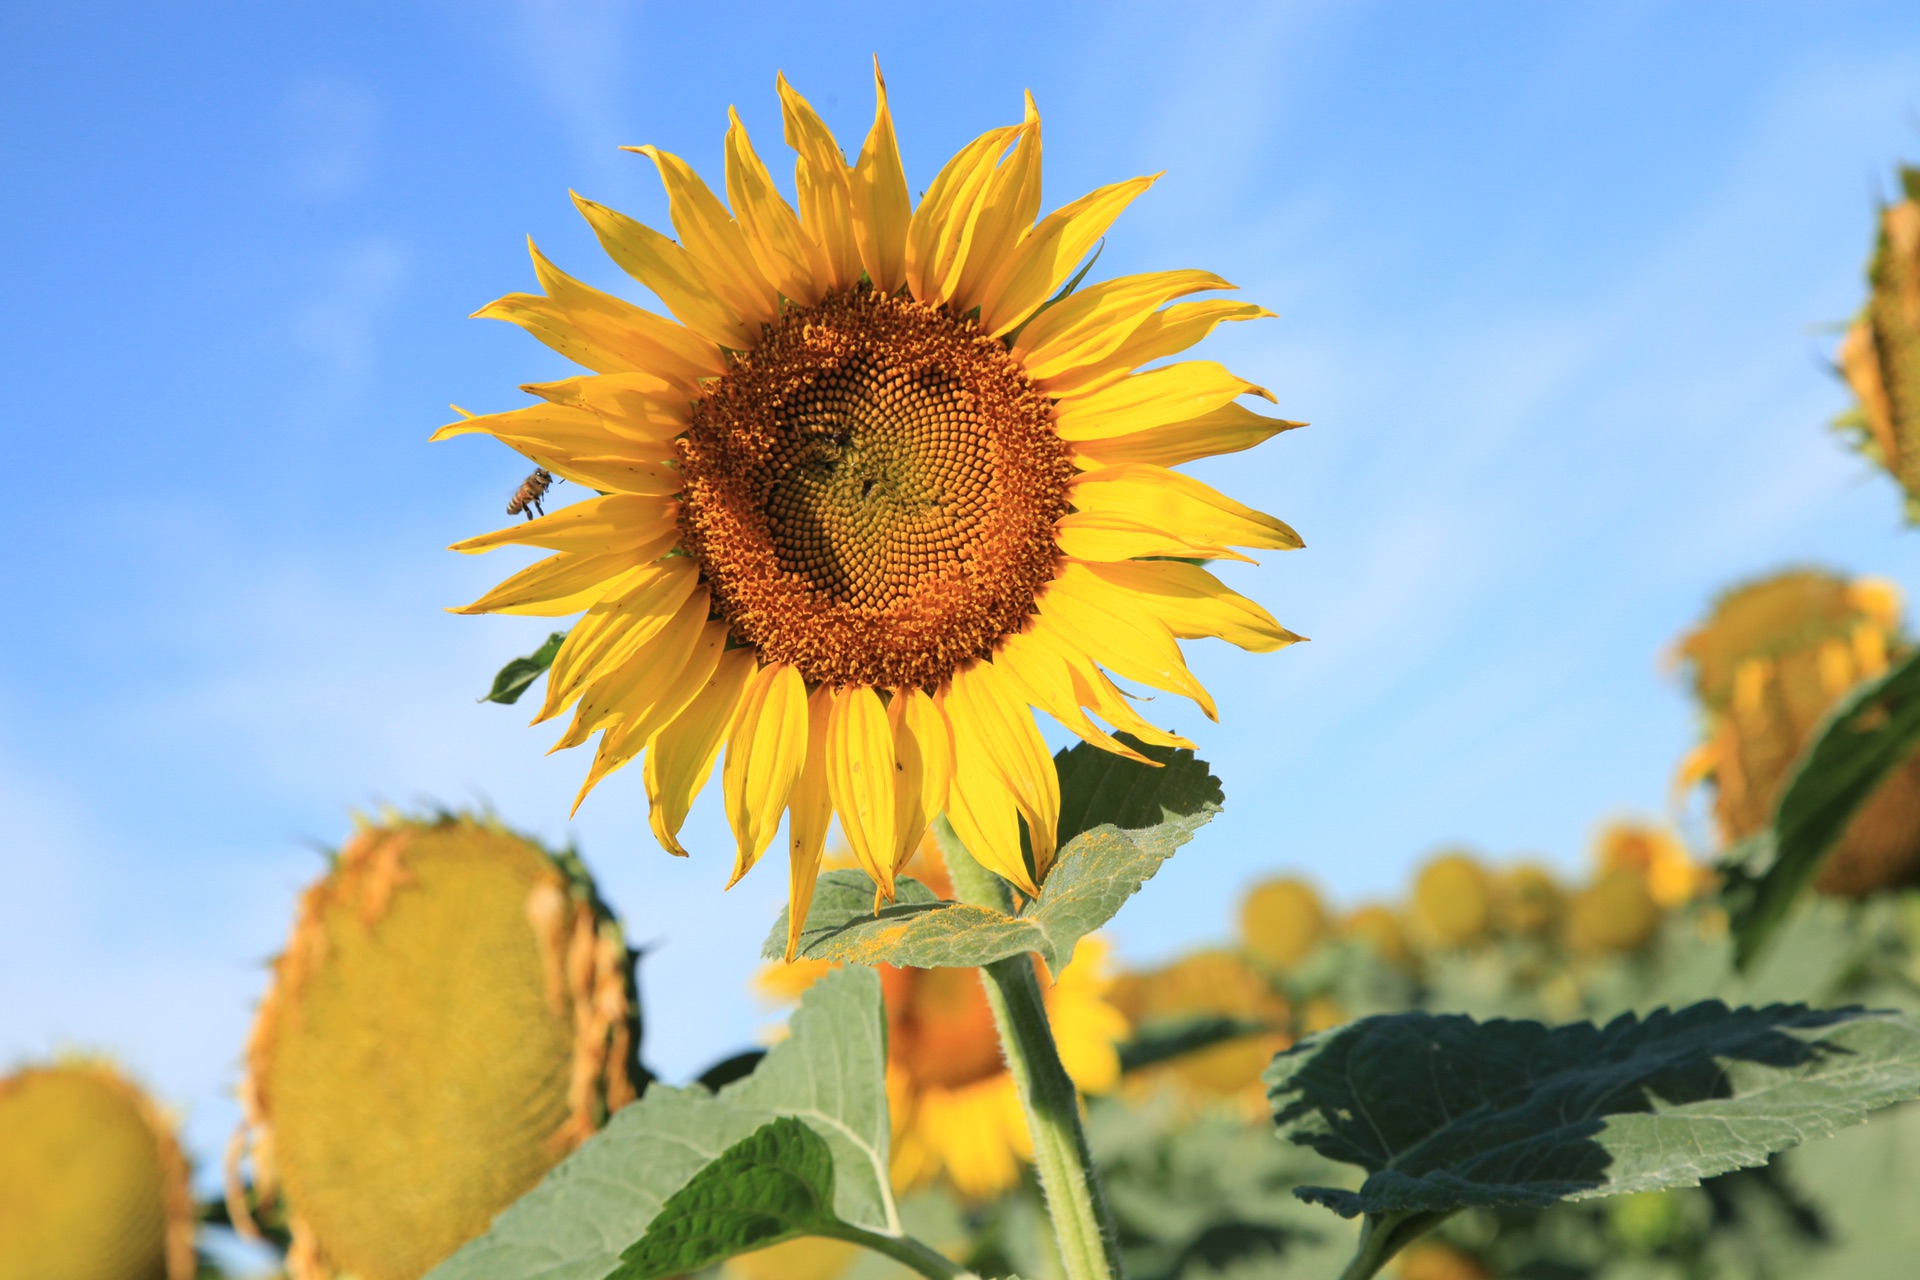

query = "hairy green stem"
[
  {"left": 935, "top": 818, "right": 1126, "bottom": 1280},
  {"left": 825, "top": 1222, "right": 974, "bottom": 1279}
]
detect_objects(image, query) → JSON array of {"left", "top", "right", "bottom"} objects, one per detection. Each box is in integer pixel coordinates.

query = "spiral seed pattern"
[{"left": 680, "top": 286, "right": 1071, "bottom": 689}]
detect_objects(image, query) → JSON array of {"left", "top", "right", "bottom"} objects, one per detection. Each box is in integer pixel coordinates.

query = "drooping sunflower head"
[
  {"left": 439, "top": 65, "right": 1302, "bottom": 956},
  {"left": 1675, "top": 569, "right": 1920, "bottom": 895},
  {"left": 231, "top": 815, "right": 639, "bottom": 1280},
  {"left": 0, "top": 1060, "right": 196, "bottom": 1280},
  {"left": 1835, "top": 165, "right": 1920, "bottom": 521}
]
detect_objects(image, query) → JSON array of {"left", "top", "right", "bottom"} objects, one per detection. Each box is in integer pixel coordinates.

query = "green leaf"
[
  {"left": 1724, "top": 646, "right": 1920, "bottom": 967},
  {"left": 1117, "top": 1014, "right": 1279, "bottom": 1075},
  {"left": 761, "top": 738, "right": 1221, "bottom": 970},
  {"left": 612, "top": 1118, "right": 840, "bottom": 1279},
  {"left": 1265, "top": 1001, "right": 1920, "bottom": 1220},
  {"left": 427, "top": 967, "right": 895, "bottom": 1280},
  {"left": 479, "top": 631, "right": 567, "bottom": 705}
]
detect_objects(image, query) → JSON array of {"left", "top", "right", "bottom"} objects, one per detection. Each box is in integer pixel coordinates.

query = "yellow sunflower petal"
[
  {"left": 952, "top": 93, "right": 1044, "bottom": 315},
  {"left": 1054, "top": 512, "right": 1254, "bottom": 564},
  {"left": 1040, "top": 301, "right": 1274, "bottom": 398},
  {"left": 775, "top": 73, "right": 860, "bottom": 293},
  {"left": 977, "top": 174, "right": 1160, "bottom": 338},
  {"left": 1047, "top": 938, "right": 1126, "bottom": 1093},
  {"left": 431, "top": 405, "right": 675, "bottom": 492},
  {"left": 567, "top": 611, "right": 725, "bottom": 808},
  {"left": 826, "top": 685, "right": 900, "bottom": 896},
  {"left": 624, "top": 144, "right": 782, "bottom": 332},
  {"left": 1018, "top": 616, "right": 1195, "bottom": 751},
  {"left": 549, "top": 455, "right": 682, "bottom": 496},
  {"left": 942, "top": 744, "right": 1035, "bottom": 898},
  {"left": 1071, "top": 464, "right": 1301, "bottom": 551},
  {"left": 537, "top": 559, "right": 700, "bottom": 723},
  {"left": 1013, "top": 269, "right": 1232, "bottom": 378},
  {"left": 851, "top": 59, "right": 910, "bottom": 293},
  {"left": 449, "top": 550, "right": 646, "bottom": 617},
  {"left": 889, "top": 688, "right": 954, "bottom": 875},
  {"left": 723, "top": 662, "right": 811, "bottom": 887},
  {"left": 1068, "top": 402, "right": 1304, "bottom": 470},
  {"left": 1086, "top": 560, "right": 1301, "bottom": 653},
  {"left": 945, "top": 659, "right": 1061, "bottom": 881},
  {"left": 519, "top": 372, "right": 692, "bottom": 442},
  {"left": 428, "top": 402, "right": 611, "bottom": 453},
  {"left": 645, "top": 648, "right": 757, "bottom": 856},
  {"left": 725, "top": 107, "right": 828, "bottom": 306},
  {"left": 994, "top": 628, "right": 1156, "bottom": 764},
  {"left": 570, "top": 193, "right": 757, "bottom": 351},
  {"left": 473, "top": 241, "right": 724, "bottom": 387},
  {"left": 552, "top": 587, "right": 711, "bottom": 752},
  {"left": 1036, "top": 565, "right": 1217, "bottom": 720},
  {"left": 905, "top": 123, "right": 1023, "bottom": 306},
  {"left": 783, "top": 687, "right": 836, "bottom": 962},
  {"left": 448, "top": 493, "right": 679, "bottom": 556},
  {"left": 1053, "top": 360, "right": 1273, "bottom": 438}
]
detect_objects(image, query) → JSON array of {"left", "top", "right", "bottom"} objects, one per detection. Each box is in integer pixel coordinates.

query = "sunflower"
[
  {"left": 757, "top": 843, "right": 1127, "bottom": 1198},
  {"left": 1591, "top": 819, "right": 1706, "bottom": 910},
  {"left": 1835, "top": 167, "right": 1920, "bottom": 520},
  {"left": 439, "top": 65, "right": 1301, "bottom": 955},
  {"left": 1108, "top": 948, "right": 1289, "bottom": 1113},
  {"left": 1675, "top": 569, "right": 1920, "bottom": 896}
]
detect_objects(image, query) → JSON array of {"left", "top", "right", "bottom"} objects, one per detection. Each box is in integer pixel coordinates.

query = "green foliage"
[
  {"left": 479, "top": 631, "right": 566, "bottom": 705},
  {"left": 427, "top": 967, "right": 900, "bottom": 1280},
  {"left": 612, "top": 1118, "right": 841, "bottom": 1279},
  {"left": 762, "top": 738, "right": 1221, "bottom": 970},
  {"left": 1724, "top": 646, "right": 1920, "bottom": 966},
  {"left": 1267, "top": 1001, "right": 1920, "bottom": 1219}
]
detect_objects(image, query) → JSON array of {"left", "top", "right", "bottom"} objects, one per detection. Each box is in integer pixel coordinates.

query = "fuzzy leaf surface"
[
  {"left": 612, "top": 1118, "right": 840, "bottom": 1279},
  {"left": 480, "top": 630, "right": 566, "bottom": 704},
  {"left": 1724, "top": 646, "right": 1920, "bottom": 966},
  {"left": 1265, "top": 1001, "right": 1920, "bottom": 1218},
  {"left": 426, "top": 967, "right": 891, "bottom": 1280},
  {"left": 761, "top": 738, "right": 1220, "bottom": 970}
]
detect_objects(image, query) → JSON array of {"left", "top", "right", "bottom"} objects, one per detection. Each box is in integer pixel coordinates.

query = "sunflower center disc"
[{"left": 680, "top": 286, "right": 1072, "bottom": 689}]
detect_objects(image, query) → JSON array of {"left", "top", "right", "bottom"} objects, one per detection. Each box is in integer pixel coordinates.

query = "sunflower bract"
[
  {"left": 0, "top": 1062, "right": 195, "bottom": 1280},
  {"left": 232, "top": 816, "right": 638, "bottom": 1280},
  {"left": 439, "top": 63, "right": 1300, "bottom": 953}
]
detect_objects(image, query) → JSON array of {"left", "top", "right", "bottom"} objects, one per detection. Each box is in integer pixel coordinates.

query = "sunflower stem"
[{"left": 935, "top": 818, "right": 1127, "bottom": 1280}]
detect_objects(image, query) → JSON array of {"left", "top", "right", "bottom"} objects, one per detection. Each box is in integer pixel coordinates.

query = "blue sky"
[{"left": 4, "top": 0, "right": 1920, "bottom": 1200}]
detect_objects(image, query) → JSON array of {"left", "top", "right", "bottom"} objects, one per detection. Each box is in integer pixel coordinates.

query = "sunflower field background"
[{"left": 11, "top": 4, "right": 1920, "bottom": 1279}]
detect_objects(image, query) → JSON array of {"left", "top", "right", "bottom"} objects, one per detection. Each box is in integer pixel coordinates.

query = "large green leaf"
[
  {"left": 761, "top": 738, "right": 1221, "bottom": 970},
  {"left": 1724, "top": 646, "right": 1920, "bottom": 967},
  {"left": 427, "top": 967, "right": 895, "bottom": 1280},
  {"left": 612, "top": 1119, "right": 841, "bottom": 1279},
  {"left": 479, "top": 630, "right": 567, "bottom": 705},
  {"left": 1265, "top": 1001, "right": 1920, "bottom": 1220}
]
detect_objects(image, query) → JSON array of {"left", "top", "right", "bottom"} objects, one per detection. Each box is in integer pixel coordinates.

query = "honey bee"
[{"left": 506, "top": 467, "right": 557, "bottom": 520}]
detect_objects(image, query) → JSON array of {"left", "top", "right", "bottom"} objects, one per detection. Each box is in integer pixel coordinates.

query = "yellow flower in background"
[
  {"left": 1675, "top": 569, "right": 1920, "bottom": 896},
  {"left": 0, "top": 1060, "right": 196, "bottom": 1280},
  {"left": 1592, "top": 820, "right": 1707, "bottom": 910},
  {"left": 1342, "top": 902, "right": 1415, "bottom": 967},
  {"left": 1410, "top": 851, "right": 1495, "bottom": 949},
  {"left": 1836, "top": 168, "right": 1920, "bottom": 520},
  {"left": 1492, "top": 863, "right": 1564, "bottom": 937},
  {"left": 1566, "top": 868, "right": 1663, "bottom": 957},
  {"left": 759, "top": 848, "right": 1126, "bottom": 1198},
  {"left": 1238, "top": 875, "right": 1329, "bottom": 970},
  {"left": 1110, "top": 949, "right": 1290, "bottom": 1111},
  {"left": 231, "top": 816, "right": 639, "bottom": 1280},
  {"left": 439, "top": 64, "right": 1302, "bottom": 955}
]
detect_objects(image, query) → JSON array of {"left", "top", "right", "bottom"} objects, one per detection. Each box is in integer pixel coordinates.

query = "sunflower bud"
[
  {"left": 1238, "top": 875, "right": 1329, "bottom": 970},
  {"left": 0, "top": 1060, "right": 195, "bottom": 1280},
  {"left": 231, "top": 815, "right": 639, "bottom": 1280},
  {"left": 1676, "top": 569, "right": 1920, "bottom": 896},
  {"left": 1411, "top": 851, "right": 1494, "bottom": 948},
  {"left": 1836, "top": 167, "right": 1920, "bottom": 520}
]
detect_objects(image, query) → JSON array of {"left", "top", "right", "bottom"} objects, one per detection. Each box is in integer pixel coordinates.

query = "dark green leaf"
[
  {"left": 1725, "top": 647, "right": 1920, "bottom": 967},
  {"left": 761, "top": 739, "right": 1221, "bottom": 970},
  {"left": 1266, "top": 1001, "right": 1920, "bottom": 1220},
  {"left": 427, "top": 968, "right": 893, "bottom": 1280},
  {"left": 612, "top": 1118, "right": 839, "bottom": 1279},
  {"left": 1118, "top": 1015, "right": 1279, "bottom": 1075},
  {"left": 479, "top": 631, "right": 567, "bottom": 705}
]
